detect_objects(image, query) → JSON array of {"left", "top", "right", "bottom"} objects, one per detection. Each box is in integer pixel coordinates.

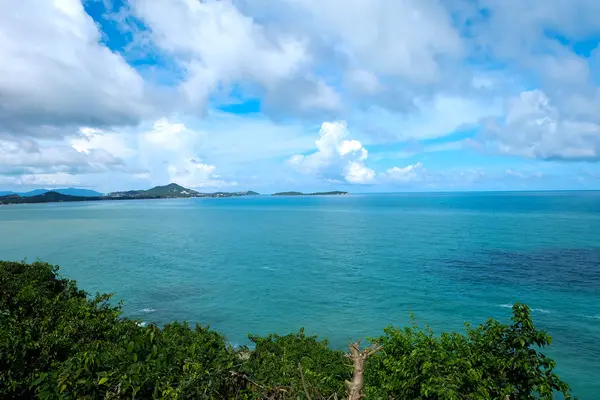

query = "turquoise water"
[{"left": 1, "top": 192, "right": 599, "bottom": 398}]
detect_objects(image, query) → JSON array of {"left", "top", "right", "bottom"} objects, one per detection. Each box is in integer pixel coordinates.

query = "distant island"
[
  {"left": 272, "top": 191, "right": 348, "bottom": 196},
  {"left": 106, "top": 184, "right": 259, "bottom": 199},
  {"left": 0, "top": 183, "right": 259, "bottom": 205},
  {"left": 0, "top": 188, "right": 104, "bottom": 197}
]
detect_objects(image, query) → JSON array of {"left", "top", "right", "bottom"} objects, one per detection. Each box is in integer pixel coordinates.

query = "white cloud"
[
  {"left": 449, "top": 0, "right": 600, "bottom": 163},
  {"left": 338, "top": 140, "right": 367, "bottom": 158},
  {"left": 539, "top": 53, "right": 590, "bottom": 86},
  {"left": 383, "top": 162, "right": 424, "bottom": 182},
  {"left": 461, "top": 0, "right": 600, "bottom": 62},
  {"left": 354, "top": 94, "right": 501, "bottom": 142},
  {"left": 0, "top": 0, "right": 151, "bottom": 136},
  {"left": 131, "top": 0, "right": 338, "bottom": 115},
  {"left": 136, "top": 119, "right": 236, "bottom": 188},
  {"left": 482, "top": 90, "right": 600, "bottom": 160},
  {"left": 284, "top": 0, "right": 462, "bottom": 82},
  {"left": 141, "top": 119, "right": 191, "bottom": 151},
  {"left": 0, "top": 173, "right": 82, "bottom": 188},
  {"left": 0, "top": 118, "right": 233, "bottom": 190},
  {"left": 167, "top": 159, "right": 233, "bottom": 189},
  {"left": 0, "top": 110, "right": 320, "bottom": 190},
  {"left": 132, "top": 172, "right": 151, "bottom": 181},
  {"left": 346, "top": 69, "right": 381, "bottom": 94},
  {"left": 505, "top": 169, "right": 544, "bottom": 179},
  {"left": 295, "top": 79, "right": 342, "bottom": 112},
  {"left": 0, "top": 136, "right": 124, "bottom": 175},
  {"left": 289, "top": 121, "right": 375, "bottom": 184},
  {"left": 345, "top": 161, "right": 376, "bottom": 184},
  {"left": 133, "top": 0, "right": 307, "bottom": 83},
  {"left": 71, "top": 127, "right": 136, "bottom": 159}
]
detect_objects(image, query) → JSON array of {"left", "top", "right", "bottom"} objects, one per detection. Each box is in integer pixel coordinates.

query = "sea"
[{"left": 1, "top": 192, "right": 599, "bottom": 398}]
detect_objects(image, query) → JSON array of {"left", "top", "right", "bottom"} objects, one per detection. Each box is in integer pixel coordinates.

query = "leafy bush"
[
  {"left": 364, "top": 308, "right": 572, "bottom": 399},
  {"left": 244, "top": 329, "right": 351, "bottom": 398},
  {"left": 0, "top": 261, "right": 241, "bottom": 398},
  {"left": 0, "top": 260, "right": 573, "bottom": 399}
]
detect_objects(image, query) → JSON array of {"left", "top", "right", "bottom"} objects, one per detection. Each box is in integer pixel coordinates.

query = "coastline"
[{"left": 1, "top": 185, "right": 351, "bottom": 205}]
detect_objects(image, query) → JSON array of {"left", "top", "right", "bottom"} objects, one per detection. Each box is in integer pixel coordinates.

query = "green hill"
[
  {"left": 144, "top": 183, "right": 199, "bottom": 197},
  {"left": 0, "top": 188, "right": 104, "bottom": 197},
  {"left": 272, "top": 191, "right": 304, "bottom": 196},
  {"left": 0, "top": 191, "right": 101, "bottom": 205},
  {"left": 107, "top": 183, "right": 199, "bottom": 199}
]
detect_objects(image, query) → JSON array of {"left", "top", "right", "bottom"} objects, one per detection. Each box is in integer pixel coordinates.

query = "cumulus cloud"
[
  {"left": 0, "top": 136, "right": 124, "bottom": 176},
  {"left": 0, "top": 118, "right": 239, "bottom": 190},
  {"left": 234, "top": 0, "right": 473, "bottom": 115},
  {"left": 289, "top": 121, "right": 375, "bottom": 184},
  {"left": 123, "top": 119, "right": 237, "bottom": 189},
  {"left": 448, "top": 0, "right": 600, "bottom": 163},
  {"left": 0, "top": 0, "right": 152, "bottom": 137},
  {"left": 383, "top": 163, "right": 424, "bottom": 182},
  {"left": 0, "top": 110, "right": 318, "bottom": 190},
  {"left": 505, "top": 169, "right": 544, "bottom": 179},
  {"left": 167, "top": 159, "right": 233, "bottom": 189},
  {"left": 130, "top": 0, "right": 339, "bottom": 116},
  {"left": 140, "top": 119, "right": 191, "bottom": 152},
  {"left": 0, "top": 173, "right": 83, "bottom": 188},
  {"left": 344, "top": 162, "right": 376, "bottom": 184},
  {"left": 71, "top": 128, "right": 137, "bottom": 160},
  {"left": 459, "top": 0, "right": 600, "bottom": 63},
  {"left": 482, "top": 90, "right": 600, "bottom": 160},
  {"left": 352, "top": 94, "right": 501, "bottom": 143},
  {"left": 283, "top": 0, "right": 462, "bottom": 82},
  {"left": 346, "top": 69, "right": 381, "bottom": 94}
]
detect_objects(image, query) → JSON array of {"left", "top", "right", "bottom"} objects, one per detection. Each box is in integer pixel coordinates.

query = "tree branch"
[{"left": 298, "top": 362, "right": 312, "bottom": 400}]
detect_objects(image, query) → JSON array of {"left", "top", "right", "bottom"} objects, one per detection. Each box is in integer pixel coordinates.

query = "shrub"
[
  {"left": 244, "top": 329, "right": 351, "bottom": 398},
  {"left": 365, "top": 306, "right": 572, "bottom": 399}
]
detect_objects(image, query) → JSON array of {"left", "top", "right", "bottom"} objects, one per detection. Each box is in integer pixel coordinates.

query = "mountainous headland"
[
  {"left": 0, "top": 192, "right": 103, "bottom": 205},
  {"left": 272, "top": 191, "right": 348, "bottom": 196},
  {"left": 0, "top": 183, "right": 260, "bottom": 205},
  {"left": 0, "top": 188, "right": 104, "bottom": 197},
  {"left": 106, "top": 184, "right": 259, "bottom": 199}
]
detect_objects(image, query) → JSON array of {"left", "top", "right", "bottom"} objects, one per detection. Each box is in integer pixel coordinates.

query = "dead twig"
[{"left": 298, "top": 361, "right": 312, "bottom": 400}]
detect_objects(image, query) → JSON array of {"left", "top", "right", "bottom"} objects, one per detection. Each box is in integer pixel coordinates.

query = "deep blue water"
[{"left": 1, "top": 192, "right": 599, "bottom": 398}]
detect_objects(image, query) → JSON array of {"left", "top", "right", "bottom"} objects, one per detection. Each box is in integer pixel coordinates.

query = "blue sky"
[{"left": 1, "top": 0, "right": 600, "bottom": 193}]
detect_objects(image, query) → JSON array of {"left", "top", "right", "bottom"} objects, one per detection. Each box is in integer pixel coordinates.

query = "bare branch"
[
  {"left": 298, "top": 361, "right": 312, "bottom": 400},
  {"left": 365, "top": 345, "right": 382, "bottom": 357},
  {"left": 345, "top": 341, "right": 381, "bottom": 400}
]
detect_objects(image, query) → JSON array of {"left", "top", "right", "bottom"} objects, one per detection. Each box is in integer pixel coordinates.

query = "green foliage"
[
  {"left": 0, "top": 260, "right": 125, "bottom": 397},
  {"left": 1, "top": 260, "right": 573, "bottom": 399},
  {"left": 245, "top": 329, "right": 351, "bottom": 398},
  {"left": 365, "top": 306, "right": 572, "bottom": 399},
  {"left": 0, "top": 261, "right": 240, "bottom": 399}
]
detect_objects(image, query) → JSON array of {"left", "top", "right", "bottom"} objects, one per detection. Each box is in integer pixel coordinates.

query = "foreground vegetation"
[{"left": 0, "top": 261, "right": 572, "bottom": 399}]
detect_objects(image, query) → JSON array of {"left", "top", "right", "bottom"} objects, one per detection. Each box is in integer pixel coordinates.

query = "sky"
[{"left": 1, "top": 0, "right": 600, "bottom": 193}]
